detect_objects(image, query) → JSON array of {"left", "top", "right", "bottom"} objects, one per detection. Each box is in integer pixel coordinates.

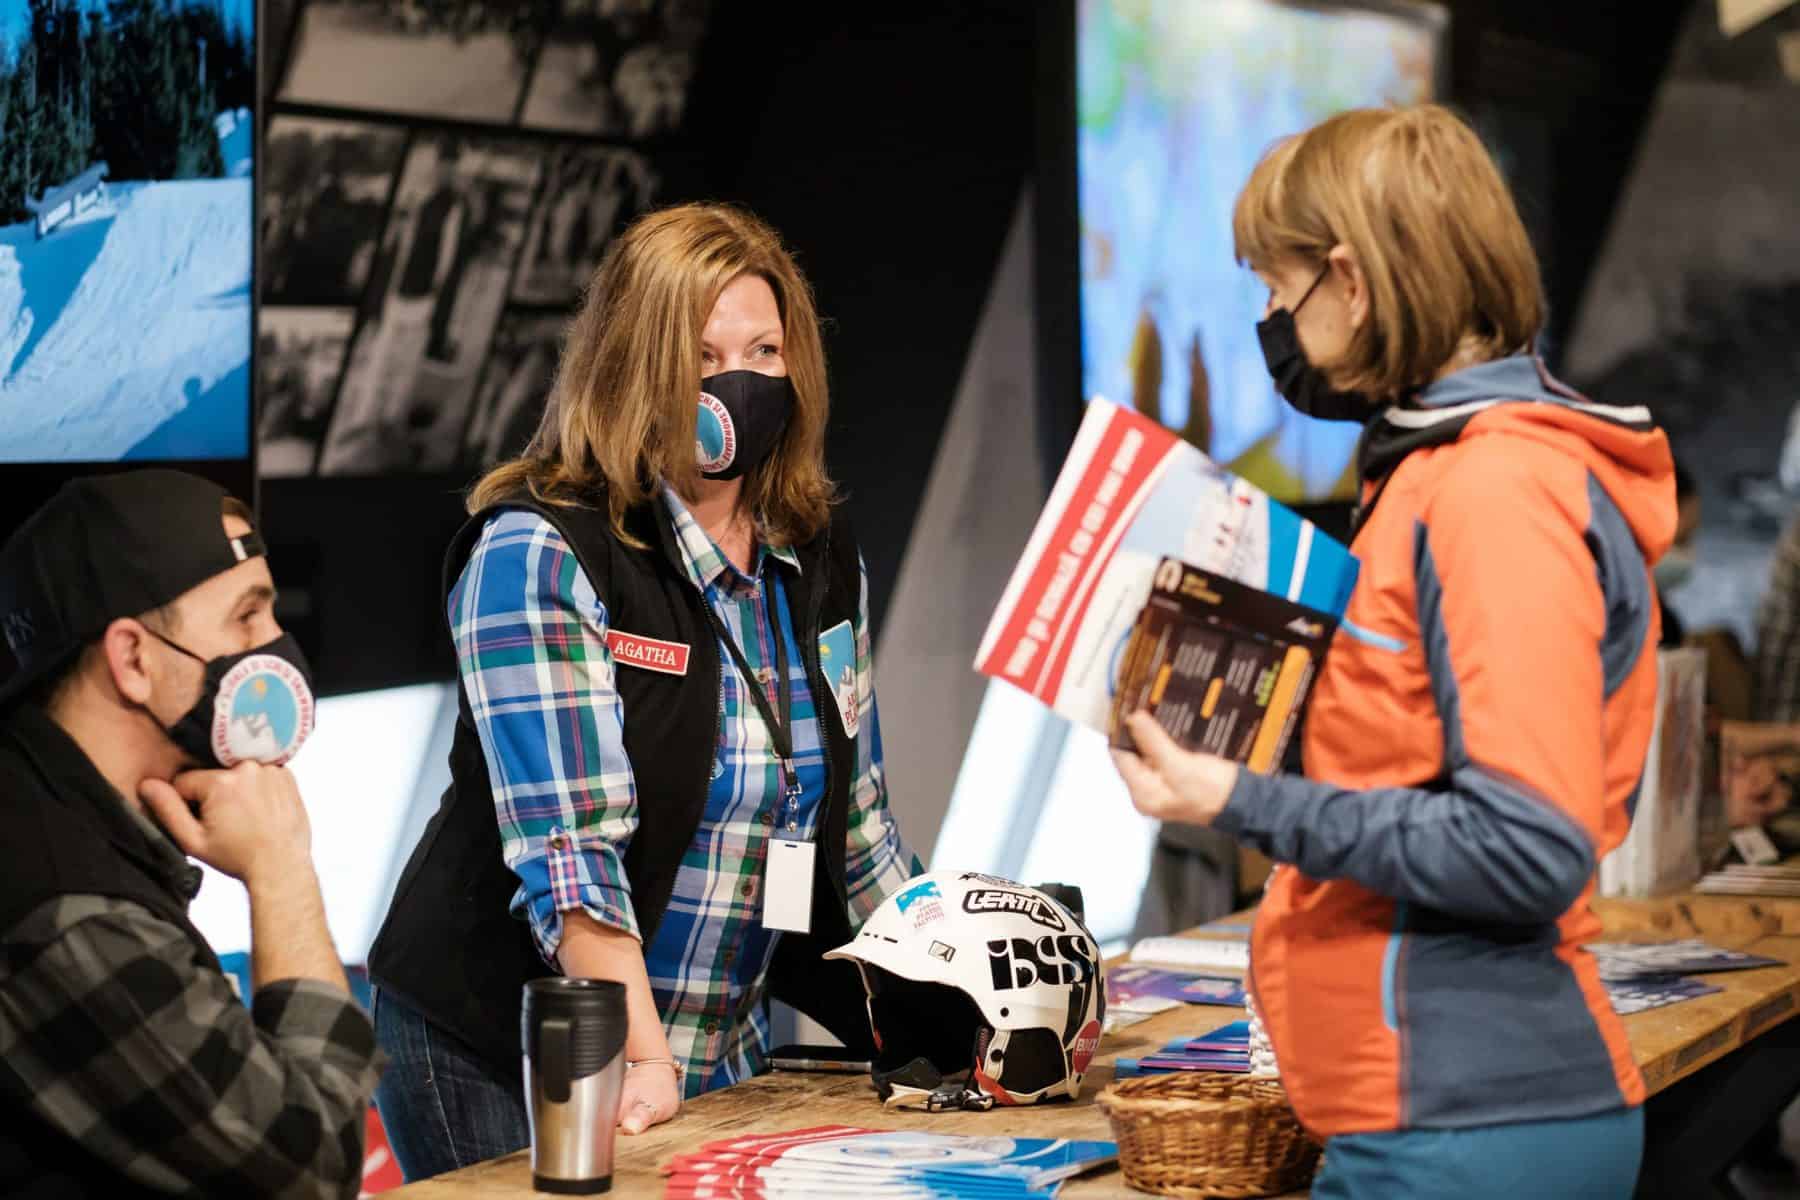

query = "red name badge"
[{"left": 605, "top": 631, "right": 691, "bottom": 676}]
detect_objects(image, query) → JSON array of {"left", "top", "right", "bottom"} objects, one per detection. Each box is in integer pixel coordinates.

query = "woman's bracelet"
[{"left": 627, "top": 1057, "right": 685, "bottom": 1082}]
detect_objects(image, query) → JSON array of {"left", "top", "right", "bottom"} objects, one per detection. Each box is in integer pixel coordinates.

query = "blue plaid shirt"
[{"left": 449, "top": 487, "right": 917, "bottom": 1096}]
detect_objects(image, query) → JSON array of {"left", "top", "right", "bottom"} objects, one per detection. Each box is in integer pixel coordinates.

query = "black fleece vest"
[
  {"left": 368, "top": 495, "right": 875, "bottom": 1080},
  {"left": 0, "top": 705, "right": 220, "bottom": 1198}
]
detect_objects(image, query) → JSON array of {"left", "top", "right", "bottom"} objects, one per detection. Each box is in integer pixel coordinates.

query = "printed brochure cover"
[
  {"left": 1587, "top": 939, "right": 1783, "bottom": 981},
  {"left": 662, "top": 1126, "right": 1118, "bottom": 1198},
  {"left": 975, "top": 399, "right": 1358, "bottom": 731},
  {"left": 1108, "top": 557, "right": 1336, "bottom": 771},
  {"left": 1106, "top": 964, "right": 1247, "bottom": 1008}
]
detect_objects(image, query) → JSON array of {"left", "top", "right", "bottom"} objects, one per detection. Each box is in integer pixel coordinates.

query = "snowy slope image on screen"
[{"left": 0, "top": 0, "right": 254, "bottom": 463}]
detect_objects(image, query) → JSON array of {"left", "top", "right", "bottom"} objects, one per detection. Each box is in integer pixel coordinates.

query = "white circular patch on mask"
[
  {"left": 210, "top": 654, "right": 316, "bottom": 767},
  {"left": 696, "top": 391, "right": 737, "bottom": 473}
]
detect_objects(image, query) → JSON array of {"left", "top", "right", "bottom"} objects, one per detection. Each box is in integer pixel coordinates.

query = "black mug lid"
[
  {"left": 522, "top": 978, "right": 629, "bottom": 1094},
  {"left": 524, "top": 976, "right": 627, "bottom": 1016}
]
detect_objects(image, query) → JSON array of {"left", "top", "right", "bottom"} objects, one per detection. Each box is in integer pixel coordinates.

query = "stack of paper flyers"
[
  {"left": 661, "top": 1126, "right": 1118, "bottom": 1198},
  {"left": 1588, "top": 940, "right": 1782, "bottom": 980},
  {"left": 976, "top": 399, "right": 1358, "bottom": 732},
  {"left": 1584, "top": 939, "right": 1782, "bottom": 1016},
  {"left": 1106, "top": 965, "right": 1246, "bottom": 1009},
  {"left": 1114, "top": 1021, "right": 1252, "bottom": 1078},
  {"left": 1603, "top": 976, "right": 1722, "bottom": 1015}
]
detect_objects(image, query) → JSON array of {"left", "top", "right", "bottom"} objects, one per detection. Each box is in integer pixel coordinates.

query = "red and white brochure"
[{"left": 974, "top": 399, "right": 1357, "bottom": 731}]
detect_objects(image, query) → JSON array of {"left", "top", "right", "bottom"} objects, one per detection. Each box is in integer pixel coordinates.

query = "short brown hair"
[
  {"left": 470, "top": 203, "right": 836, "bottom": 547},
  {"left": 1232, "top": 104, "right": 1543, "bottom": 400}
]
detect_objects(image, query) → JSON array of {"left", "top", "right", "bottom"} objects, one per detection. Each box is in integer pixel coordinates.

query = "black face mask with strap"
[{"left": 1254, "top": 265, "right": 1375, "bottom": 424}]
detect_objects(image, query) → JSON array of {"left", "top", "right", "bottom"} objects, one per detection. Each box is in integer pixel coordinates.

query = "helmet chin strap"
[{"left": 871, "top": 1057, "right": 997, "bottom": 1113}]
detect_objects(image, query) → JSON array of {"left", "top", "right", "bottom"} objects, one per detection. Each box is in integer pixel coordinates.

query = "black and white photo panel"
[
  {"left": 257, "top": 307, "right": 357, "bottom": 478},
  {"left": 462, "top": 311, "right": 567, "bottom": 470},
  {"left": 262, "top": 116, "right": 407, "bottom": 306},
  {"left": 319, "top": 136, "right": 543, "bottom": 475},
  {"left": 280, "top": 1, "right": 535, "bottom": 123},
  {"left": 511, "top": 146, "right": 656, "bottom": 306},
  {"left": 519, "top": 0, "right": 709, "bottom": 138},
  {"left": 262, "top": 0, "right": 300, "bottom": 106}
]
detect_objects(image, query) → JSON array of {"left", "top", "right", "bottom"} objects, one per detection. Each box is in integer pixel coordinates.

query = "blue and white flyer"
[
  {"left": 663, "top": 1125, "right": 1118, "bottom": 1198},
  {"left": 976, "top": 398, "right": 1359, "bottom": 731}
]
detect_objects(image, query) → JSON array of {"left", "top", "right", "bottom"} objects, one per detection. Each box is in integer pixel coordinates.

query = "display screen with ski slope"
[{"left": 0, "top": 0, "right": 254, "bottom": 463}]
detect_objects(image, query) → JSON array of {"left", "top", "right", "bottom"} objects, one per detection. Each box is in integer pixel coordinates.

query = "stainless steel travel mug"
[{"left": 522, "top": 978, "right": 628, "bottom": 1194}]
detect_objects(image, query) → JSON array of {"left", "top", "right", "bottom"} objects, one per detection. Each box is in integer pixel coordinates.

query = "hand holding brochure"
[
  {"left": 1109, "top": 557, "right": 1336, "bottom": 770},
  {"left": 975, "top": 399, "right": 1358, "bottom": 733}
]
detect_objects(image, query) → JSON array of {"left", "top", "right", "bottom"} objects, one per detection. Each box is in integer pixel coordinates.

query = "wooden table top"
[{"left": 390, "top": 894, "right": 1800, "bottom": 1198}]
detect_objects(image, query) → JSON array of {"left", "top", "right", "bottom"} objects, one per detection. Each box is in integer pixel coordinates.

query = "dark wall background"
[
  {"left": 268, "top": 0, "right": 1690, "bottom": 696},
  {"left": 1444, "top": 0, "right": 1690, "bottom": 363},
  {"left": 684, "top": 3, "right": 1036, "bottom": 637}
]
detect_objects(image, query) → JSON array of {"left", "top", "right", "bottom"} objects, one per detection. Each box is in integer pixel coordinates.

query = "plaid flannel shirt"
[
  {"left": 452, "top": 487, "right": 918, "bottom": 1098},
  {"left": 1757, "top": 513, "right": 1800, "bottom": 722},
  {"left": 0, "top": 821, "right": 380, "bottom": 1196}
]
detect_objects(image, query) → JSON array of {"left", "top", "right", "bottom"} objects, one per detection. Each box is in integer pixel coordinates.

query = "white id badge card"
[{"left": 763, "top": 839, "right": 816, "bottom": 933}]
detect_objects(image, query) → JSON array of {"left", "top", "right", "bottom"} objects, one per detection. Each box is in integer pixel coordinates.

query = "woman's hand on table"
[
  {"left": 1111, "top": 711, "right": 1241, "bottom": 827},
  {"left": 618, "top": 1059, "right": 681, "bottom": 1134}
]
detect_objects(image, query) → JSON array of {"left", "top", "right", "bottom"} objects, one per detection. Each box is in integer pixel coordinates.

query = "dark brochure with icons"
[{"left": 1110, "top": 557, "right": 1337, "bottom": 774}]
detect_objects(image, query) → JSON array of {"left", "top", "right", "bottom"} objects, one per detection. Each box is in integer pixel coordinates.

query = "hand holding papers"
[{"left": 976, "top": 399, "right": 1357, "bottom": 766}]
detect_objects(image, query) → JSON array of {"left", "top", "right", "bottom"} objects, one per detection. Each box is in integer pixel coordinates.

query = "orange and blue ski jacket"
[{"left": 1213, "top": 353, "right": 1676, "bottom": 1137}]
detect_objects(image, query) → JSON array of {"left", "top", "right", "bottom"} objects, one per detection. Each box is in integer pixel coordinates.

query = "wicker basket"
[{"left": 1095, "top": 1073, "right": 1322, "bottom": 1199}]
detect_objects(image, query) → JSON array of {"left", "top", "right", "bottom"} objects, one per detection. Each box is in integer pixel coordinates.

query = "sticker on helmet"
[
  {"left": 962, "top": 888, "right": 1066, "bottom": 931},
  {"left": 958, "top": 871, "right": 1019, "bottom": 886},
  {"left": 928, "top": 940, "right": 957, "bottom": 963},
  {"left": 897, "top": 879, "right": 946, "bottom": 928},
  {"left": 986, "top": 935, "right": 1097, "bottom": 990},
  {"left": 1071, "top": 1019, "right": 1102, "bottom": 1075},
  {"left": 896, "top": 880, "right": 941, "bottom": 912}
]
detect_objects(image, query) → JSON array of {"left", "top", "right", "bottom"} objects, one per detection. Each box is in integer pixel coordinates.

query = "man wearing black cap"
[{"left": 0, "top": 470, "right": 381, "bottom": 1197}]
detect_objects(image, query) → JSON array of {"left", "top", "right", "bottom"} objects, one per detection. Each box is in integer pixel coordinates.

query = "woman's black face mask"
[{"left": 1254, "top": 265, "right": 1372, "bottom": 424}]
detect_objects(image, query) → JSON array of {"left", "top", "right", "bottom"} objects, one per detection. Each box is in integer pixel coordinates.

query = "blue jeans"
[
  {"left": 1312, "top": 1106, "right": 1644, "bottom": 1199},
  {"left": 372, "top": 987, "right": 531, "bottom": 1183}
]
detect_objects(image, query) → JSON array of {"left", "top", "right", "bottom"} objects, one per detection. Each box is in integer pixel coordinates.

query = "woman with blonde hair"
[
  {"left": 1113, "top": 105, "right": 1674, "bottom": 1195},
  {"left": 367, "top": 203, "right": 919, "bottom": 1180}
]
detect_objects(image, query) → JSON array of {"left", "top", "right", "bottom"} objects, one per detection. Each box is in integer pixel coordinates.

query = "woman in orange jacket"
[{"left": 1113, "top": 105, "right": 1675, "bottom": 1198}]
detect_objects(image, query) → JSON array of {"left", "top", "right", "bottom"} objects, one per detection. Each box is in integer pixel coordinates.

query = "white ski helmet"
[{"left": 825, "top": 871, "right": 1106, "bottom": 1110}]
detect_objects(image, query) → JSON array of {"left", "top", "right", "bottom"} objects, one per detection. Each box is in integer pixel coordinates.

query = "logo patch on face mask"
[
  {"left": 211, "top": 654, "right": 314, "bottom": 767},
  {"left": 696, "top": 391, "right": 737, "bottom": 474}
]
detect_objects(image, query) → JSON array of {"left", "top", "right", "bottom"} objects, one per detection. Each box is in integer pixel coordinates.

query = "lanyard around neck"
[{"left": 702, "top": 569, "right": 802, "bottom": 822}]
